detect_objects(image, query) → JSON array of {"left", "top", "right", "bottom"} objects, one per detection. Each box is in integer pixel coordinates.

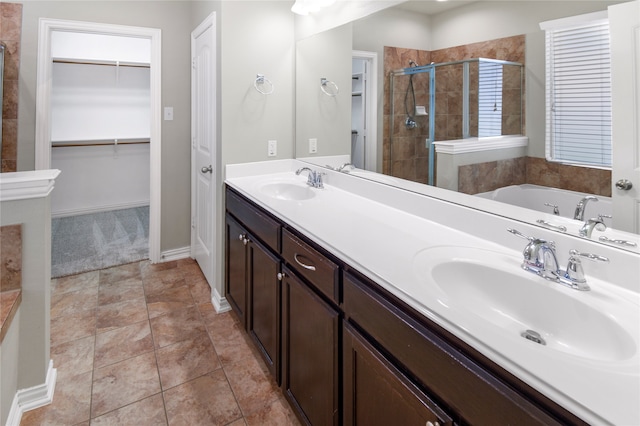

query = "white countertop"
[{"left": 226, "top": 159, "right": 640, "bottom": 425}]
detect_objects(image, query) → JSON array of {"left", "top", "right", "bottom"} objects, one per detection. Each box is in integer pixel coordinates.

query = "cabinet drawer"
[
  {"left": 226, "top": 188, "right": 280, "bottom": 251},
  {"left": 282, "top": 229, "right": 339, "bottom": 303},
  {"left": 343, "top": 271, "right": 566, "bottom": 426}
]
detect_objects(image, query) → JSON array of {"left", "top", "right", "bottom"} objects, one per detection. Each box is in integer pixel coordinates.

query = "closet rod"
[
  {"left": 52, "top": 58, "right": 150, "bottom": 68},
  {"left": 52, "top": 138, "right": 150, "bottom": 148}
]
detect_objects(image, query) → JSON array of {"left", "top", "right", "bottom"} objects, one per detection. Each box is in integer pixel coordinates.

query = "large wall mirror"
[{"left": 295, "top": 0, "right": 639, "bottom": 252}]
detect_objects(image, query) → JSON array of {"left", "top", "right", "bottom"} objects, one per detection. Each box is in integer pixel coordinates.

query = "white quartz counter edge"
[{"left": 225, "top": 160, "right": 639, "bottom": 426}]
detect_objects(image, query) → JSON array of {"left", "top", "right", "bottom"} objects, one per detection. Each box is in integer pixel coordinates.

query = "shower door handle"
[{"left": 201, "top": 165, "right": 213, "bottom": 174}]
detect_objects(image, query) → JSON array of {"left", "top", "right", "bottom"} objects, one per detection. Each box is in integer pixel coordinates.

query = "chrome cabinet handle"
[
  {"left": 294, "top": 253, "right": 316, "bottom": 271},
  {"left": 201, "top": 165, "right": 213, "bottom": 174},
  {"left": 238, "top": 233, "right": 249, "bottom": 245},
  {"left": 277, "top": 272, "right": 286, "bottom": 281}
]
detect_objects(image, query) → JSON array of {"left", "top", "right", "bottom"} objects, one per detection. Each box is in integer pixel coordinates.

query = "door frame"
[
  {"left": 352, "top": 50, "right": 378, "bottom": 172},
  {"left": 35, "top": 18, "right": 162, "bottom": 263}
]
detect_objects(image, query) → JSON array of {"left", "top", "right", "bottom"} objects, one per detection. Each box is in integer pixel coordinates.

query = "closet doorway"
[
  {"left": 352, "top": 51, "right": 377, "bottom": 171},
  {"left": 35, "top": 19, "right": 162, "bottom": 276}
]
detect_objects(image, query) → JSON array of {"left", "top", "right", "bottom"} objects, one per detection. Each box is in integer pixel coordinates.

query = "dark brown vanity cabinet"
[
  {"left": 225, "top": 190, "right": 281, "bottom": 379},
  {"left": 281, "top": 267, "right": 340, "bottom": 426},
  {"left": 225, "top": 215, "right": 248, "bottom": 326},
  {"left": 343, "top": 322, "right": 452, "bottom": 426},
  {"left": 342, "top": 270, "right": 585, "bottom": 426}
]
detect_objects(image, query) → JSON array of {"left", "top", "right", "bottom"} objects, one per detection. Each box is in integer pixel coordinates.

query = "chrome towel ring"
[
  {"left": 320, "top": 78, "right": 339, "bottom": 96},
  {"left": 254, "top": 74, "right": 274, "bottom": 95}
]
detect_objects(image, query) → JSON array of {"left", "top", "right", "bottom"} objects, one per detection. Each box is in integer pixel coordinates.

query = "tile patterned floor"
[{"left": 21, "top": 259, "right": 300, "bottom": 425}]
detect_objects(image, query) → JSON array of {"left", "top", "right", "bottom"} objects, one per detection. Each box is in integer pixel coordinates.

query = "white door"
[
  {"left": 191, "top": 13, "right": 217, "bottom": 285},
  {"left": 610, "top": 0, "right": 640, "bottom": 234},
  {"left": 353, "top": 51, "right": 378, "bottom": 172}
]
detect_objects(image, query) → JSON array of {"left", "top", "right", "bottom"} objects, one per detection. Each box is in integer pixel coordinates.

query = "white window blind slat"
[
  {"left": 544, "top": 17, "right": 612, "bottom": 168},
  {"left": 478, "top": 61, "right": 503, "bottom": 137}
]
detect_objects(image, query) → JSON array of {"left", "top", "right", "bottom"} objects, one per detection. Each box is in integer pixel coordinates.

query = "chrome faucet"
[
  {"left": 579, "top": 215, "right": 608, "bottom": 238},
  {"left": 508, "top": 228, "right": 609, "bottom": 291},
  {"left": 336, "top": 163, "right": 355, "bottom": 173},
  {"left": 296, "top": 167, "right": 324, "bottom": 189},
  {"left": 508, "top": 228, "right": 559, "bottom": 278},
  {"left": 574, "top": 196, "right": 598, "bottom": 221}
]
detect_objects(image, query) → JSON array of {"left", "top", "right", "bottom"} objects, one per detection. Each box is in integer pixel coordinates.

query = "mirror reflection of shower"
[
  {"left": 405, "top": 59, "right": 418, "bottom": 129},
  {"left": 0, "top": 41, "right": 5, "bottom": 160},
  {"left": 388, "top": 58, "right": 523, "bottom": 185}
]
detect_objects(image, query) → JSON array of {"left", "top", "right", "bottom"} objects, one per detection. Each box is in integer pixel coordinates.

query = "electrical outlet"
[
  {"left": 268, "top": 140, "right": 277, "bottom": 157},
  {"left": 164, "top": 107, "right": 174, "bottom": 121},
  {"left": 309, "top": 138, "right": 318, "bottom": 154}
]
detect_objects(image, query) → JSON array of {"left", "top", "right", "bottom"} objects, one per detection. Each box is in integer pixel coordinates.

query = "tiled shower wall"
[
  {"left": 458, "top": 157, "right": 612, "bottom": 197},
  {"left": 383, "top": 35, "right": 525, "bottom": 182},
  {"left": 1, "top": 2, "right": 22, "bottom": 173},
  {"left": 383, "top": 47, "right": 432, "bottom": 182}
]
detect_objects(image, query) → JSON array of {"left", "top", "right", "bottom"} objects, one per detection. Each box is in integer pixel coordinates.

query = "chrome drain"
[{"left": 521, "top": 329, "right": 546, "bottom": 345}]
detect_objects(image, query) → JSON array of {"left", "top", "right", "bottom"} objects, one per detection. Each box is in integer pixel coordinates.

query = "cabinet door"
[
  {"left": 247, "top": 239, "right": 281, "bottom": 381},
  {"left": 282, "top": 268, "right": 339, "bottom": 426},
  {"left": 225, "top": 214, "right": 247, "bottom": 327},
  {"left": 343, "top": 323, "right": 452, "bottom": 426}
]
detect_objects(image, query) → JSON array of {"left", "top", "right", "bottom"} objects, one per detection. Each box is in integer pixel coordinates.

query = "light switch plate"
[
  {"left": 164, "top": 107, "right": 174, "bottom": 121},
  {"left": 268, "top": 140, "right": 277, "bottom": 157}
]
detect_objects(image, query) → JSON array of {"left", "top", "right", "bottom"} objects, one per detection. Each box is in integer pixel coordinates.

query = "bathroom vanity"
[{"left": 225, "top": 160, "right": 639, "bottom": 426}]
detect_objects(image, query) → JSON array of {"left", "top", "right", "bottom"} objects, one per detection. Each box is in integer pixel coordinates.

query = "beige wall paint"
[
  {"left": 0, "top": 196, "right": 52, "bottom": 400},
  {"left": 16, "top": 1, "right": 294, "bottom": 255},
  {"left": 220, "top": 1, "right": 294, "bottom": 166}
]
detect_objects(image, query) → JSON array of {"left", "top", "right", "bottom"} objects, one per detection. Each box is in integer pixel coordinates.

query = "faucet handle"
[
  {"left": 507, "top": 228, "right": 553, "bottom": 246},
  {"left": 564, "top": 250, "right": 609, "bottom": 290},
  {"left": 569, "top": 249, "right": 609, "bottom": 263},
  {"left": 507, "top": 228, "right": 536, "bottom": 242},
  {"left": 544, "top": 203, "right": 560, "bottom": 215}
]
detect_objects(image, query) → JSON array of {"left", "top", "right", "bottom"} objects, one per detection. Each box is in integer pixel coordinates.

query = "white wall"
[
  {"left": 49, "top": 41, "right": 151, "bottom": 216},
  {"left": 51, "top": 144, "right": 150, "bottom": 216},
  {"left": 0, "top": 306, "right": 21, "bottom": 425}
]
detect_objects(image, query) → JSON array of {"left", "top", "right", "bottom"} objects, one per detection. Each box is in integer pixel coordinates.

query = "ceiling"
[{"left": 395, "top": 0, "right": 478, "bottom": 16}]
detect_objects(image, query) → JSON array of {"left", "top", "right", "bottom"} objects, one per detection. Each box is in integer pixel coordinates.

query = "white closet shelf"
[
  {"left": 52, "top": 57, "right": 150, "bottom": 68},
  {"left": 52, "top": 138, "right": 150, "bottom": 148}
]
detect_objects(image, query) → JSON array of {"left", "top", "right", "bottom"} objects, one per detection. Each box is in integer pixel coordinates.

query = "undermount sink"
[
  {"left": 259, "top": 182, "right": 316, "bottom": 201},
  {"left": 412, "top": 247, "right": 638, "bottom": 362}
]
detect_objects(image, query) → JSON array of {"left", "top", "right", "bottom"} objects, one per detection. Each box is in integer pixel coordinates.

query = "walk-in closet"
[{"left": 50, "top": 31, "right": 151, "bottom": 277}]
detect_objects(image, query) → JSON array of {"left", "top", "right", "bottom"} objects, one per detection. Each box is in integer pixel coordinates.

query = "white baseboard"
[
  {"left": 212, "top": 287, "right": 231, "bottom": 313},
  {"left": 52, "top": 200, "right": 150, "bottom": 218},
  {"left": 159, "top": 246, "right": 191, "bottom": 262},
  {"left": 6, "top": 360, "right": 57, "bottom": 426}
]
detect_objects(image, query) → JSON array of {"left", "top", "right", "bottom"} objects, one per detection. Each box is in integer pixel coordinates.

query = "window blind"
[
  {"left": 543, "top": 16, "right": 612, "bottom": 168},
  {"left": 478, "top": 61, "right": 503, "bottom": 137}
]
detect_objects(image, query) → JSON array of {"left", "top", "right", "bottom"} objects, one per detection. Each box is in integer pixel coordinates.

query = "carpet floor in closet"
[{"left": 51, "top": 206, "right": 149, "bottom": 278}]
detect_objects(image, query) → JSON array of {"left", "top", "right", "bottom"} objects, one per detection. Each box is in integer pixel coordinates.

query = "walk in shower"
[{"left": 388, "top": 58, "right": 523, "bottom": 186}]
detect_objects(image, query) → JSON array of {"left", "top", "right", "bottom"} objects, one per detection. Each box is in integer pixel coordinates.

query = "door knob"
[
  {"left": 201, "top": 165, "right": 213, "bottom": 174},
  {"left": 615, "top": 179, "right": 633, "bottom": 190}
]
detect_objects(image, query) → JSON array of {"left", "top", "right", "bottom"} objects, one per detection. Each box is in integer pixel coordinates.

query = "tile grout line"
[{"left": 139, "top": 262, "right": 170, "bottom": 425}]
